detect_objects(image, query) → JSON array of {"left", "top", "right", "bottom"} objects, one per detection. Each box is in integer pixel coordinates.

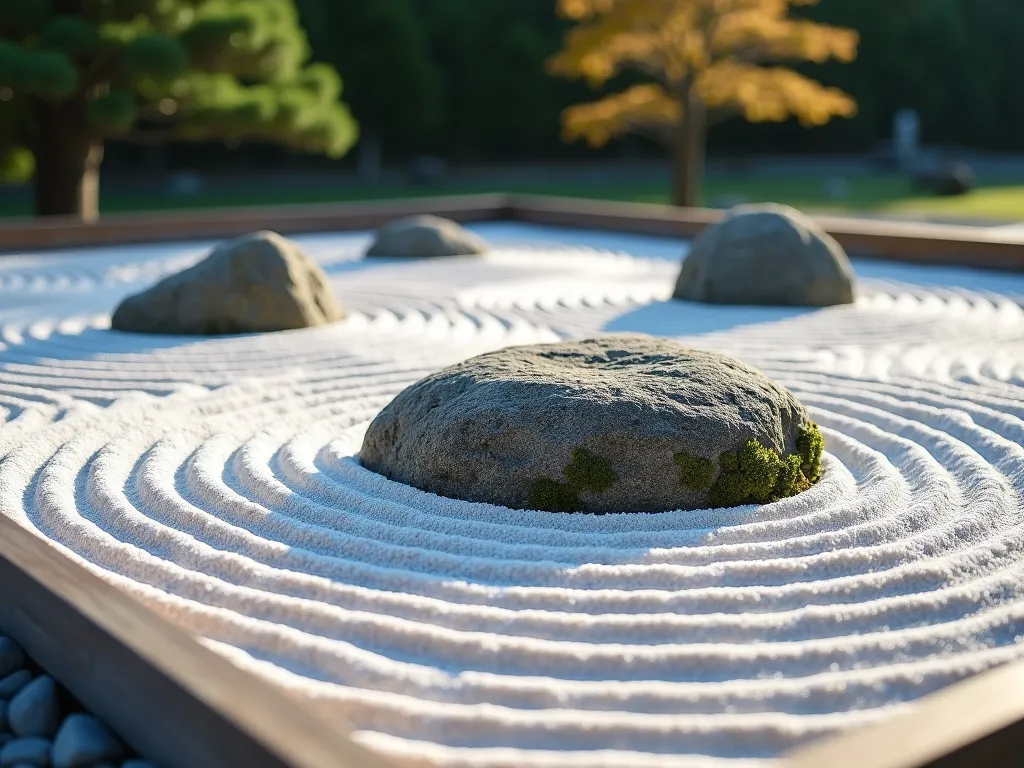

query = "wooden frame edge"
[
  {"left": 0, "top": 193, "right": 511, "bottom": 252},
  {"left": 2, "top": 192, "right": 1024, "bottom": 272},
  {"left": 506, "top": 194, "right": 1024, "bottom": 271},
  {"left": 0, "top": 515, "right": 391, "bottom": 768},
  {"left": 781, "top": 659, "right": 1024, "bottom": 768}
]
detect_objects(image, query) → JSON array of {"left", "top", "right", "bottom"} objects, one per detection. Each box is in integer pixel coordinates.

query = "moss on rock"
[
  {"left": 797, "top": 422, "right": 824, "bottom": 482},
  {"left": 563, "top": 448, "right": 617, "bottom": 494},
  {"left": 530, "top": 448, "right": 616, "bottom": 512},
  {"left": 528, "top": 478, "right": 583, "bottom": 512},
  {"left": 708, "top": 425, "right": 822, "bottom": 508},
  {"left": 674, "top": 452, "right": 717, "bottom": 491}
]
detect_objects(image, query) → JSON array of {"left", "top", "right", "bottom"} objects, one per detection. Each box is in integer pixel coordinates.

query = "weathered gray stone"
[
  {"left": 365, "top": 215, "right": 487, "bottom": 258},
  {"left": 361, "top": 335, "right": 823, "bottom": 513},
  {"left": 0, "top": 638, "right": 24, "bottom": 680},
  {"left": 673, "top": 204, "right": 855, "bottom": 307},
  {"left": 0, "top": 737, "right": 50, "bottom": 767},
  {"left": 8, "top": 677, "right": 59, "bottom": 738},
  {"left": 51, "top": 715, "right": 122, "bottom": 768},
  {"left": 111, "top": 231, "right": 344, "bottom": 335},
  {"left": 0, "top": 671, "right": 33, "bottom": 700}
]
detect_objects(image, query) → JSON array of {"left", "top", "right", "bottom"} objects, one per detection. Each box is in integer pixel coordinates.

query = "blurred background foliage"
[
  {"left": 3, "top": 0, "right": 1024, "bottom": 219},
  {"left": 296, "top": 0, "right": 1024, "bottom": 162}
]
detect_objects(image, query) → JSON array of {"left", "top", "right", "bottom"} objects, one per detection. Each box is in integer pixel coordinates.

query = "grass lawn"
[{"left": 2, "top": 174, "right": 1023, "bottom": 222}]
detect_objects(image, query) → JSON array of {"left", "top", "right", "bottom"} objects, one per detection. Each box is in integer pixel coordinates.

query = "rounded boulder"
[
  {"left": 365, "top": 215, "right": 487, "bottom": 258},
  {"left": 673, "top": 204, "right": 855, "bottom": 307},
  {"left": 111, "top": 231, "right": 344, "bottom": 335},
  {"left": 361, "top": 335, "right": 823, "bottom": 513}
]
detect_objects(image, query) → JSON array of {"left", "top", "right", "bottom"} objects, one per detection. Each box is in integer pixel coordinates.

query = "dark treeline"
[{"left": 113, "top": 0, "right": 1024, "bottom": 172}]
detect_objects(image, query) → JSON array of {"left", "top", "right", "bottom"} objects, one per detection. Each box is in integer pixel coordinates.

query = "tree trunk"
[
  {"left": 671, "top": 90, "right": 707, "bottom": 208},
  {"left": 32, "top": 100, "right": 103, "bottom": 220}
]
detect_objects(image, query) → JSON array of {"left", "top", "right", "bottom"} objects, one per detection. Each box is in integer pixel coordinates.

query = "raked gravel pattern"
[{"left": 2, "top": 223, "right": 1024, "bottom": 767}]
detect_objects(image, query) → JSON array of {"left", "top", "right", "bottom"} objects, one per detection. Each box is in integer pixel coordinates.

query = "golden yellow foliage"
[{"left": 549, "top": 0, "right": 859, "bottom": 148}]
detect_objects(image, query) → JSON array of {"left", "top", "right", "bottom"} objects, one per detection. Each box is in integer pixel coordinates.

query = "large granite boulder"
[
  {"left": 111, "top": 231, "right": 343, "bottom": 335},
  {"left": 365, "top": 215, "right": 487, "bottom": 258},
  {"left": 361, "top": 335, "right": 823, "bottom": 513},
  {"left": 673, "top": 204, "right": 855, "bottom": 307}
]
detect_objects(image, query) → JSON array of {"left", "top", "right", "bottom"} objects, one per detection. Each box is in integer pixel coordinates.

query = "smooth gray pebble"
[
  {"left": 0, "top": 672, "right": 33, "bottom": 700},
  {"left": 0, "top": 736, "right": 51, "bottom": 766},
  {"left": 51, "top": 715, "right": 122, "bottom": 768},
  {"left": 8, "top": 677, "right": 59, "bottom": 738}
]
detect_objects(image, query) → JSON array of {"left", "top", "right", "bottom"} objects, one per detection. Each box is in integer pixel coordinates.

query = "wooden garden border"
[
  {"left": 1, "top": 193, "right": 1024, "bottom": 768},
  {"left": 0, "top": 515, "right": 392, "bottom": 768},
  {"left": 2, "top": 193, "right": 1024, "bottom": 270}
]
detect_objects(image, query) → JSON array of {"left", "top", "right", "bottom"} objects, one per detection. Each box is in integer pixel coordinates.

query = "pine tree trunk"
[
  {"left": 32, "top": 100, "right": 103, "bottom": 220},
  {"left": 671, "top": 90, "right": 707, "bottom": 208}
]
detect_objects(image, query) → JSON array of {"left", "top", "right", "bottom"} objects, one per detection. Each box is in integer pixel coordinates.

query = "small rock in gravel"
[
  {"left": 673, "top": 203, "right": 855, "bottom": 307},
  {"left": 120, "top": 762, "right": 157, "bottom": 768},
  {"left": 0, "top": 638, "right": 25, "bottom": 679},
  {"left": 111, "top": 230, "right": 344, "bottom": 335},
  {"left": 362, "top": 335, "right": 823, "bottom": 513},
  {"left": 0, "top": 671, "right": 33, "bottom": 699},
  {"left": 365, "top": 215, "right": 487, "bottom": 258},
  {"left": 51, "top": 715, "right": 123, "bottom": 768},
  {"left": 8, "top": 676, "right": 60, "bottom": 738},
  {"left": 0, "top": 736, "right": 51, "bottom": 766}
]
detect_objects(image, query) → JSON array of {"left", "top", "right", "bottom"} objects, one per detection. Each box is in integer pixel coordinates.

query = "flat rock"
[
  {"left": 673, "top": 203, "right": 855, "bottom": 307},
  {"left": 0, "top": 638, "right": 24, "bottom": 679},
  {"left": 0, "top": 737, "right": 50, "bottom": 767},
  {"left": 365, "top": 215, "right": 487, "bottom": 258},
  {"left": 8, "top": 676, "right": 59, "bottom": 738},
  {"left": 361, "top": 335, "right": 823, "bottom": 513},
  {"left": 111, "top": 230, "right": 344, "bottom": 335},
  {"left": 51, "top": 715, "right": 122, "bottom": 768}
]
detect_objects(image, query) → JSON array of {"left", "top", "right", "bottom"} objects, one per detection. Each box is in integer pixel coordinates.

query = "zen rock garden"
[
  {"left": 109, "top": 206, "right": 854, "bottom": 514},
  {"left": 0, "top": 635, "right": 154, "bottom": 768}
]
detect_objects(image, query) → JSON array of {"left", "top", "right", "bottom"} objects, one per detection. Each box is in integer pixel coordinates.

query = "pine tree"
[
  {"left": 0, "top": 0, "right": 357, "bottom": 219},
  {"left": 548, "top": 0, "right": 859, "bottom": 207}
]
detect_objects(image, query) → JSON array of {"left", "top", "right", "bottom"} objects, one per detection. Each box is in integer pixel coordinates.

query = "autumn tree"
[
  {"left": 0, "top": 0, "right": 357, "bottom": 220},
  {"left": 548, "top": 0, "right": 859, "bottom": 207}
]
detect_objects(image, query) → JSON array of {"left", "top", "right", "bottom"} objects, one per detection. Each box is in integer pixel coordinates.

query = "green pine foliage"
[{"left": 0, "top": 0, "right": 357, "bottom": 196}]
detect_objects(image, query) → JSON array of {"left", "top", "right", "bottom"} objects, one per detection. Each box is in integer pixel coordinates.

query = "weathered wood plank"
[
  {"left": 0, "top": 515, "right": 390, "bottom": 768},
  {"left": 781, "top": 660, "right": 1024, "bottom": 768},
  {"left": 508, "top": 195, "right": 1024, "bottom": 271}
]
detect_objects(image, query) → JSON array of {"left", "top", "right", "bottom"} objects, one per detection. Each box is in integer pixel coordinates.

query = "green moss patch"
[
  {"left": 528, "top": 478, "right": 584, "bottom": 513},
  {"left": 796, "top": 422, "right": 824, "bottom": 482},
  {"left": 674, "top": 452, "right": 716, "bottom": 491},
  {"left": 708, "top": 424, "right": 823, "bottom": 508},
  {"left": 563, "top": 448, "right": 617, "bottom": 493},
  {"left": 530, "top": 448, "right": 617, "bottom": 512}
]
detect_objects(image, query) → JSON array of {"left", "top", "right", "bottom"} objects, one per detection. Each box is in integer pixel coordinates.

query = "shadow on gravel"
[{"left": 605, "top": 299, "right": 817, "bottom": 337}]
